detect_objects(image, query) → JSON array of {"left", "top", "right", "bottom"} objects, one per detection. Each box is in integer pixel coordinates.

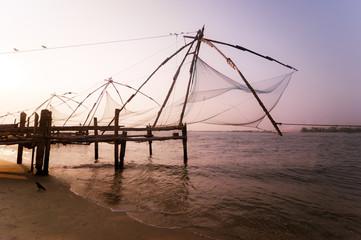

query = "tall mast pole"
[{"left": 178, "top": 27, "right": 204, "bottom": 126}]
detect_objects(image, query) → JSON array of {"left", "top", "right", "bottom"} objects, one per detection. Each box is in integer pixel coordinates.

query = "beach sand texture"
[{"left": 0, "top": 159, "right": 207, "bottom": 240}]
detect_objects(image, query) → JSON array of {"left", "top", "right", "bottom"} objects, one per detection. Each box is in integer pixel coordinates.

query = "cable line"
[{"left": 0, "top": 31, "right": 197, "bottom": 55}]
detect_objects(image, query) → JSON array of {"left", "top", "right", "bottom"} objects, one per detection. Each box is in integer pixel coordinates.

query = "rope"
[
  {"left": 0, "top": 31, "right": 197, "bottom": 55},
  {"left": 110, "top": 40, "right": 179, "bottom": 78}
]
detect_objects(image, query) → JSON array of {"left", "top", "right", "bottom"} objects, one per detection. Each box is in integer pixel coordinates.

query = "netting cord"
[
  {"left": 83, "top": 83, "right": 109, "bottom": 126},
  {"left": 63, "top": 82, "right": 108, "bottom": 125},
  {"left": 112, "top": 81, "right": 160, "bottom": 106}
]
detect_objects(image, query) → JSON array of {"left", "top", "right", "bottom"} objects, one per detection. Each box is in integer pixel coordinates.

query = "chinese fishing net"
[
  {"left": 94, "top": 57, "right": 293, "bottom": 131},
  {"left": 1, "top": 38, "right": 294, "bottom": 132}
]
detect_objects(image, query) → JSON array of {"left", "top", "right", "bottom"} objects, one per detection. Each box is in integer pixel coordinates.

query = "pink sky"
[{"left": 1, "top": 0, "right": 360, "bottom": 131}]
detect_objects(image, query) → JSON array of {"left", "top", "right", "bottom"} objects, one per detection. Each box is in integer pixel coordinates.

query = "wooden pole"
[
  {"left": 94, "top": 117, "right": 99, "bottom": 160},
  {"left": 43, "top": 110, "right": 52, "bottom": 175},
  {"left": 184, "top": 36, "right": 298, "bottom": 71},
  {"left": 179, "top": 28, "right": 204, "bottom": 125},
  {"left": 17, "top": 112, "right": 27, "bottom": 164},
  {"left": 30, "top": 113, "right": 39, "bottom": 173},
  {"left": 153, "top": 39, "right": 196, "bottom": 127},
  {"left": 146, "top": 125, "right": 153, "bottom": 155},
  {"left": 35, "top": 143, "right": 45, "bottom": 175},
  {"left": 119, "top": 131, "right": 127, "bottom": 169},
  {"left": 182, "top": 124, "right": 188, "bottom": 164},
  {"left": 26, "top": 117, "right": 30, "bottom": 137},
  {"left": 114, "top": 109, "right": 120, "bottom": 170},
  {"left": 35, "top": 109, "right": 50, "bottom": 175}
]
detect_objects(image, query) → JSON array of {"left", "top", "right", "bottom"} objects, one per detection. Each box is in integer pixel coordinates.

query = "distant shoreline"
[{"left": 300, "top": 127, "right": 361, "bottom": 133}]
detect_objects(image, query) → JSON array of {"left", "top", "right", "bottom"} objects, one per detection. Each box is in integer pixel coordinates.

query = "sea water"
[{"left": 1, "top": 132, "right": 361, "bottom": 239}]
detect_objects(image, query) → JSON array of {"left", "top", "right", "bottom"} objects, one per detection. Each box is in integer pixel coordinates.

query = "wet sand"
[{"left": 0, "top": 159, "right": 208, "bottom": 240}]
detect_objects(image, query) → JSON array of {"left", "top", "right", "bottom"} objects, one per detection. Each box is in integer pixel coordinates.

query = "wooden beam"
[
  {"left": 182, "top": 124, "right": 188, "bottom": 164},
  {"left": 30, "top": 113, "right": 39, "bottom": 173},
  {"left": 16, "top": 112, "right": 26, "bottom": 164},
  {"left": 94, "top": 117, "right": 99, "bottom": 160},
  {"left": 43, "top": 110, "right": 52, "bottom": 175},
  {"left": 146, "top": 125, "right": 153, "bottom": 155},
  {"left": 119, "top": 131, "right": 127, "bottom": 169},
  {"left": 114, "top": 109, "right": 120, "bottom": 170},
  {"left": 35, "top": 109, "right": 51, "bottom": 175}
]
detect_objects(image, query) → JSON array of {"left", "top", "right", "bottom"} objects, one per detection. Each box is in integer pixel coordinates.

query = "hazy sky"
[{"left": 1, "top": 0, "right": 360, "bottom": 130}]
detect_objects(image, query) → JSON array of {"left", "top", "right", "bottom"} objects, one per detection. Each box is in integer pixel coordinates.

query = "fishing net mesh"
[
  {"left": 184, "top": 58, "right": 293, "bottom": 127},
  {"left": 93, "top": 58, "right": 293, "bottom": 129}
]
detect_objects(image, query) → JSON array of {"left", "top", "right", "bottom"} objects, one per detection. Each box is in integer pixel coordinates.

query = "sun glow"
[{"left": 0, "top": 57, "right": 27, "bottom": 91}]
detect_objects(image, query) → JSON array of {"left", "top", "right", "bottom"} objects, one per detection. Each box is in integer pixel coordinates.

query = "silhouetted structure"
[{"left": 0, "top": 109, "right": 188, "bottom": 174}]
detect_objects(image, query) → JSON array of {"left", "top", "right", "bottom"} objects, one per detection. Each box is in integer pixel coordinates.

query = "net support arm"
[
  {"left": 202, "top": 39, "right": 283, "bottom": 136},
  {"left": 184, "top": 36, "right": 298, "bottom": 71}
]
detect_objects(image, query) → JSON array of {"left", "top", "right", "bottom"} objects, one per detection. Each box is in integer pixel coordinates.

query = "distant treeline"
[{"left": 301, "top": 127, "right": 361, "bottom": 133}]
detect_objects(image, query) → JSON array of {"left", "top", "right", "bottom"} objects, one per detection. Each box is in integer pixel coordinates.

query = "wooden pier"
[{"left": 0, "top": 109, "right": 188, "bottom": 175}]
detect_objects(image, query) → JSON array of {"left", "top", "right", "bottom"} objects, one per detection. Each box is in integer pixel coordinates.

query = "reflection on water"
[
  {"left": 2, "top": 132, "right": 361, "bottom": 240},
  {"left": 103, "top": 170, "right": 123, "bottom": 206}
]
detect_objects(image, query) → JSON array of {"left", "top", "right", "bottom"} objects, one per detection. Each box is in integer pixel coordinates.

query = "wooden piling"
[
  {"left": 35, "top": 144, "right": 45, "bottom": 175},
  {"left": 43, "top": 111, "right": 52, "bottom": 175},
  {"left": 119, "top": 131, "right": 127, "bottom": 169},
  {"left": 17, "top": 112, "right": 27, "bottom": 164},
  {"left": 94, "top": 117, "right": 99, "bottom": 160},
  {"left": 26, "top": 117, "right": 30, "bottom": 137},
  {"left": 182, "top": 124, "right": 188, "bottom": 164},
  {"left": 35, "top": 109, "right": 51, "bottom": 175},
  {"left": 1, "top": 107, "right": 191, "bottom": 172},
  {"left": 30, "top": 113, "right": 39, "bottom": 173},
  {"left": 147, "top": 125, "right": 153, "bottom": 155},
  {"left": 114, "top": 109, "right": 120, "bottom": 170}
]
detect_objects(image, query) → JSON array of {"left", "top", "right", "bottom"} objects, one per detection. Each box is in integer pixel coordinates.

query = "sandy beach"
[{"left": 0, "top": 159, "right": 208, "bottom": 240}]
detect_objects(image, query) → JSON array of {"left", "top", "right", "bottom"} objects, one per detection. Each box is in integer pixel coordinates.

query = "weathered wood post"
[
  {"left": 17, "top": 112, "right": 27, "bottom": 164},
  {"left": 30, "top": 113, "right": 39, "bottom": 173},
  {"left": 26, "top": 117, "right": 30, "bottom": 136},
  {"left": 182, "top": 124, "right": 188, "bottom": 164},
  {"left": 35, "top": 109, "right": 51, "bottom": 175},
  {"left": 43, "top": 111, "right": 52, "bottom": 175},
  {"left": 114, "top": 109, "right": 120, "bottom": 170},
  {"left": 146, "top": 125, "right": 153, "bottom": 155},
  {"left": 119, "top": 131, "right": 127, "bottom": 169},
  {"left": 94, "top": 117, "right": 99, "bottom": 160}
]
